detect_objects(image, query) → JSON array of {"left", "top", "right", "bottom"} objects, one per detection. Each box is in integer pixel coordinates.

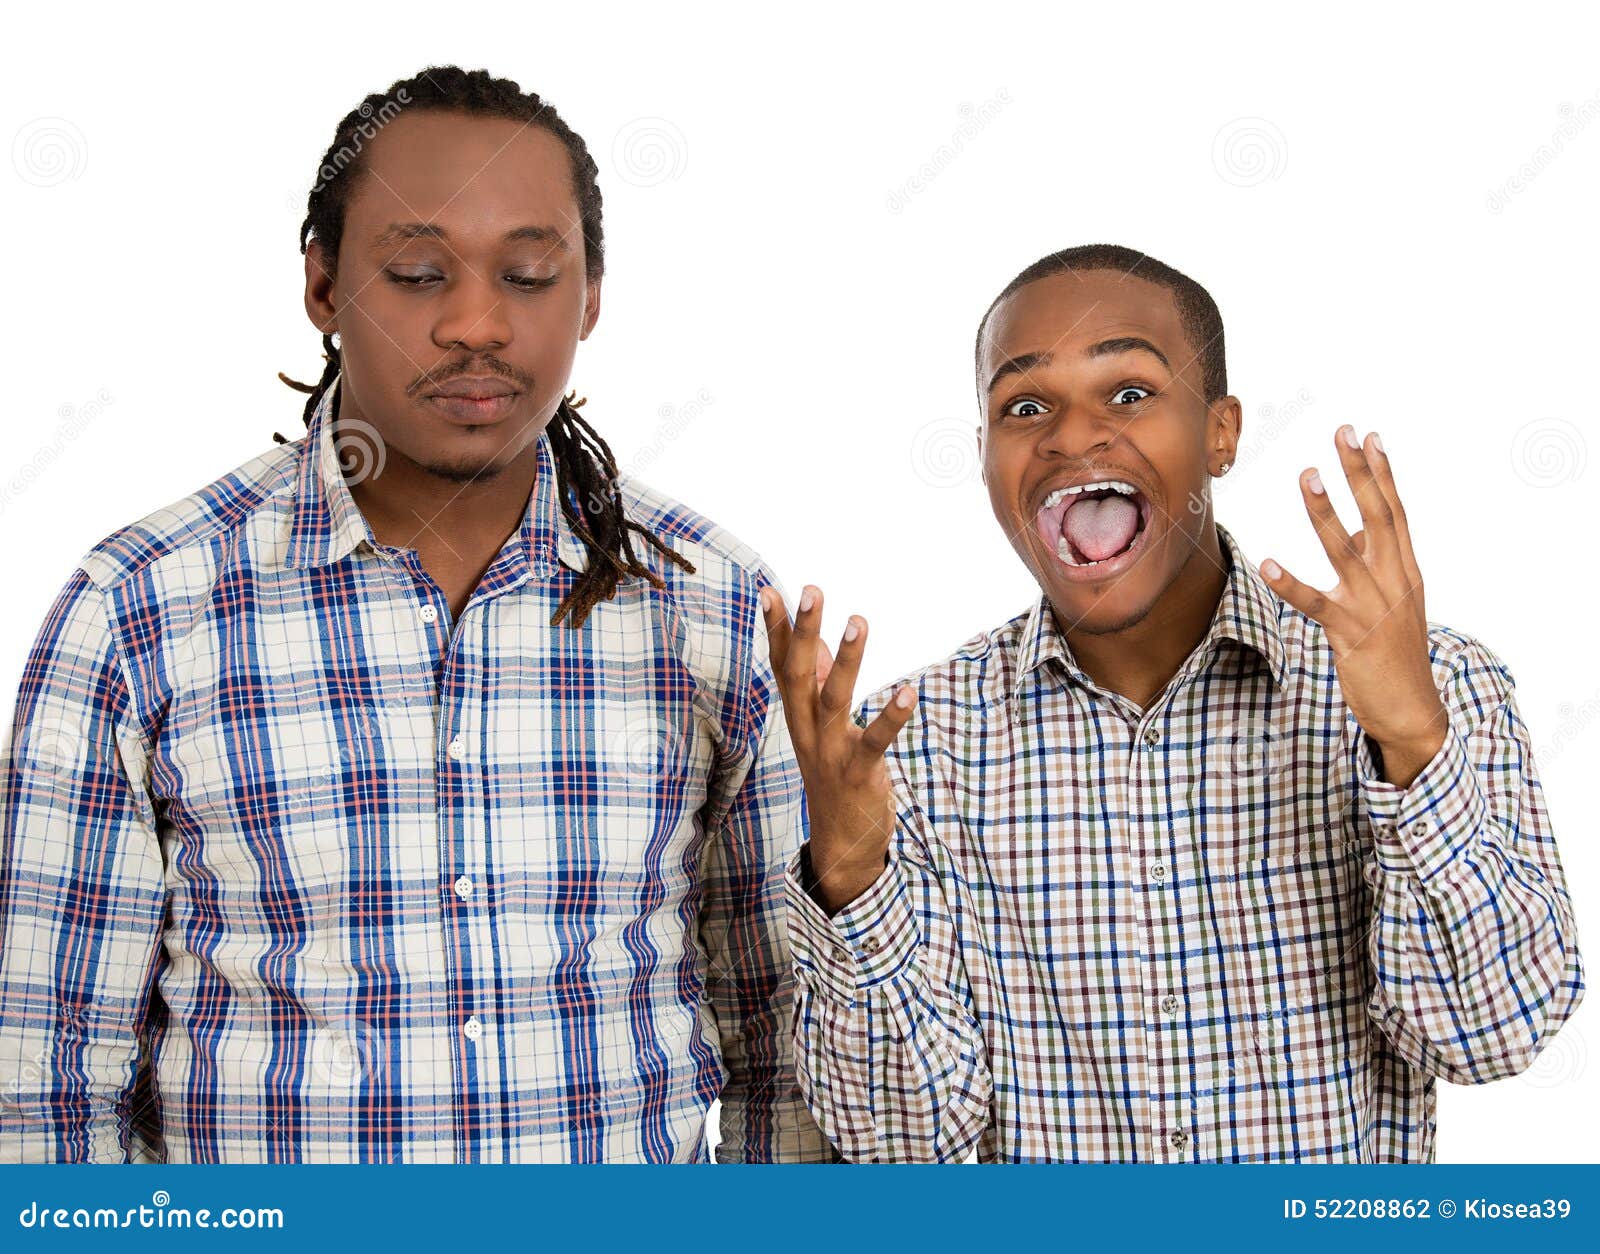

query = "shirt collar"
[
  {"left": 284, "top": 371, "right": 590, "bottom": 576},
  {"left": 1012, "top": 522, "right": 1290, "bottom": 698}
]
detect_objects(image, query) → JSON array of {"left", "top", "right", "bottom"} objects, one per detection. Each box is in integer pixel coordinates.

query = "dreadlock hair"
[
  {"left": 278, "top": 65, "right": 693, "bottom": 628},
  {"left": 975, "top": 244, "right": 1228, "bottom": 404}
]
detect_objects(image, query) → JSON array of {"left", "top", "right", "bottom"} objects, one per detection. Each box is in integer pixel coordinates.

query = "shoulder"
[
  {"left": 615, "top": 473, "right": 782, "bottom": 604},
  {"left": 1277, "top": 596, "right": 1513, "bottom": 688},
  {"left": 857, "top": 605, "right": 1036, "bottom": 735},
  {"left": 74, "top": 440, "right": 300, "bottom": 595}
]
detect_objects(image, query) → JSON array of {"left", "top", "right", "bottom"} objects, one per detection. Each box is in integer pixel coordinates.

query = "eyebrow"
[
  {"left": 986, "top": 351, "right": 1053, "bottom": 395},
  {"left": 985, "top": 337, "right": 1172, "bottom": 395},
  {"left": 371, "top": 222, "right": 571, "bottom": 250},
  {"left": 1086, "top": 336, "right": 1171, "bottom": 370}
]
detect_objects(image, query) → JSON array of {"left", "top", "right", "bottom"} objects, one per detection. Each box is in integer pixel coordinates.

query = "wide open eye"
[
  {"left": 1110, "top": 385, "right": 1153, "bottom": 405},
  {"left": 1003, "top": 397, "right": 1049, "bottom": 419}
]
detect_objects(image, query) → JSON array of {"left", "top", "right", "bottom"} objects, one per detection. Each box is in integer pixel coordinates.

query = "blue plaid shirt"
[{"left": 0, "top": 377, "right": 832, "bottom": 1162}]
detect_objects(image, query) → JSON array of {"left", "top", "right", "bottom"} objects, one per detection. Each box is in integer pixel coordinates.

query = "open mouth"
[{"left": 1034, "top": 478, "right": 1153, "bottom": 573}]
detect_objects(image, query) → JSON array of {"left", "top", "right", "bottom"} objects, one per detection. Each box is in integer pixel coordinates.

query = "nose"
[
  {"left": 430, "top": 271, "right": 512, "bottom": 353},
  {"left": 1034, "top": 396, "right": 1120, "bottom": 462}
]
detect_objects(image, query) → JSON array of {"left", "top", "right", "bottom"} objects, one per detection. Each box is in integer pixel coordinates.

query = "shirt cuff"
[
  {"left": 784, "top": 846, "right": 923, "bottom": 1009},
  {"left": 1359, "top": 728, "right": 1486, "bottom": 881}
]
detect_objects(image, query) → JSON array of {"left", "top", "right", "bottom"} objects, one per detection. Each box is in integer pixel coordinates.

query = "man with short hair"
[{"left": 765, "top": 245, "right": 1583, "bottom": 1162}]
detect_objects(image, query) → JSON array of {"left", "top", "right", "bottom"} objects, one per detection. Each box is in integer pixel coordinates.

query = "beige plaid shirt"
[{"left": 786, "top": 524, "right": 1582, "bottom": 1162}]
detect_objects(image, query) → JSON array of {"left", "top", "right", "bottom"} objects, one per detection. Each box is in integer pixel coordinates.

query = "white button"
[
  {"left": 419, "top": 604, "right": 438, "bottom": 623},
  {"left": 1143, "top": 726, "right": 1161, "bottom": 747},
  {"left": 447, "top": 735, "right": 465, "bottom": 760},
  {"left": 862, "top": 937, "right": 881, "bottom": 956},
  {"left": 1160, "top": 994, "right": 1180, "bottom": 1016},
  {"left": 1149, "top": 862, "right": 1168, "bottom": 882},
  {"left": 1169, "top": 1129, "right": 1188, "bottom": 1149},
  {"left": 831, "top": 945, "right": 850, "bottom": 963},
  {"left": 454, "top": 874, "right": 474, "bottom": 900},
  {"left": 1412, "top": 820, "right": 1431, "bottom": 838},
  {"left": 463, "top": 1015, "right": 483, "bottom": 1041}
]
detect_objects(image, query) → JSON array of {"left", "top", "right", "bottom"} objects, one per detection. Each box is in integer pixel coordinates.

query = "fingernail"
[
  {"left": 1306, "top": 470, "right": 1325, "bottom": 495},
  {"left": 1340, "top": 425, "right": 1360, "bottom": 450},
  {"left": 1261, "top": 559, "right": 1281, "bottom": 580},
  {"left": 1371, "top": 431, "right": 1384, "bottom": 453},
  {"left": 758, "top": 588, "right": 771, "bottom": 612},
  {"left": 843, "top": 619, "right": 861, "bottom": 643},
  {"left": 895, "top": 687, "right": 916, "bottom": 708},
  {"left": 799, "top": 587, "right": 816, "bottom": 613}
]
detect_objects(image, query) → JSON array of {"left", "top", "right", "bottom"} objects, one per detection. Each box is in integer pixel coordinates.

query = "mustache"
[{"left": 405, "top": 356, "right": 533, "bottom": 397}]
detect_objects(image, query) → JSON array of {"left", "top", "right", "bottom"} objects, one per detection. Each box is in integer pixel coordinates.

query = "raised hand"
[
  {"left": 1259, "top": 425, "right": 1449, "bottom": 788},
  {"left": 760, "top": 585, "right": 919, "bottom": 915}
]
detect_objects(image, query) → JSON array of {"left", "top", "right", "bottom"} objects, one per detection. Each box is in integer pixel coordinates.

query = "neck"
[
  {"left": 339, "top": 412, "right": 543, "bottom": 559},
  {"left": 1057, "top": 525, "right": 1230, "bottom": 710}
]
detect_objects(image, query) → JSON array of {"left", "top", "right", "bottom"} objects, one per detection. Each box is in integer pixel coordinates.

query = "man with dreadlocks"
[{"left": 0, "top": 67, "right": 833, "bottom": 1163}]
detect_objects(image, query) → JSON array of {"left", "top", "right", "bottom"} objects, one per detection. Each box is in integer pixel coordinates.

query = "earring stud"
[{"left": 1218, "top": 461, "right": 1231, "bottom": 474}]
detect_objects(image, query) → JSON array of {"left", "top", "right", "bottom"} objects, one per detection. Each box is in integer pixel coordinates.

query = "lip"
[
  {"left": 1029, "top": 466, "right": 1157, "bottom": 516},
  {"left": 429, "top": 375, "right": 519, "bottom": 400},
  {"left": 1030, "top": 467, "right": 1162, "bottom": 583},
  {"left": 424, "top": 378, "right": 521, "bottom": 426}
]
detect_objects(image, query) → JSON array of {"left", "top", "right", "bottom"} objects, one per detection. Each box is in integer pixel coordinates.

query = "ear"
[
  {"left": 579, "top": 278, "right": 603, "bottom": 341},
  {"left": 1206, "top": 394, "right": 1243, "bottom": 474},
  {"left": 975, "top": 422, "right": 987, "bottom": 484},
  {"left": 303, "top": 241, "right": 338, "bottom": 336}
]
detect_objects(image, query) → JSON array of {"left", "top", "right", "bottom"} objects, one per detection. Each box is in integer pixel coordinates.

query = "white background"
[{"left": 2, "top": 0, "right": 1595, "bottom": 1162}]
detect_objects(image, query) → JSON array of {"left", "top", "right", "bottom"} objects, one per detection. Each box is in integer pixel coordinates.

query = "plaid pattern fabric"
[
  {"left": 787, "top": 525, "right": 1583, "bottom": 1163},
  {"left": 0, "top": 376, "right": 833, "bottom": 1163}
]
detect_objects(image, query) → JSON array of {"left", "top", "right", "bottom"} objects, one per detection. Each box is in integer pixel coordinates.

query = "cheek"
[
  {"left": 980, "top": 446, "right": 1023, "bottom": 518},
  {"left": 1133, "top": 417, "right": 1207, "bottom": 508},
  {"left": 341, "top": 288, "right": 430, "bottom": 363}
]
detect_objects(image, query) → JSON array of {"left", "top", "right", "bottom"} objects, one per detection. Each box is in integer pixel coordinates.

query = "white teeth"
[{"left": 1042, "top": 480, "right": 1138, "bottom": 509}]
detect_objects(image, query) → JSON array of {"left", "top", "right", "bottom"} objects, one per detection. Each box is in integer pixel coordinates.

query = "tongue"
[{"left": 1064, "top": 495, "right": 1139, "bottom": 562}]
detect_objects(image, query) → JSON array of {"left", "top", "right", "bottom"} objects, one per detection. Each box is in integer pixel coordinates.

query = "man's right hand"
[{"left": 760, "top": 584, "right": 919, "bottom": 916}]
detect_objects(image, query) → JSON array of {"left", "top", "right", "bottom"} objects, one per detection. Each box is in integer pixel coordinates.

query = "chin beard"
[
  {"left": 1072, "top": 601, "right": 1155, "bottom": 636},
  {"left": 419, "top": 458, "right": 508, "bottom": 485}
]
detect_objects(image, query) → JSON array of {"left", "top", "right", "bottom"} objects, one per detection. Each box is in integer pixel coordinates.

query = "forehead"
[
  {"left": 345, "top": 109, "right": 579, "bottom": 236},
  {"left": 981, "top": 270, "right": 1188, "bottom": 376}
]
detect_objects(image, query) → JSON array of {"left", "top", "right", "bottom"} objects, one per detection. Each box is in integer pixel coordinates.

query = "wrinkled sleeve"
[
  {"left": 0, "top": 568, "right": 165, "bottom": 1161},
  {"left": 1362, "top": 632, "right": 1583, "bottom": 1083}
]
